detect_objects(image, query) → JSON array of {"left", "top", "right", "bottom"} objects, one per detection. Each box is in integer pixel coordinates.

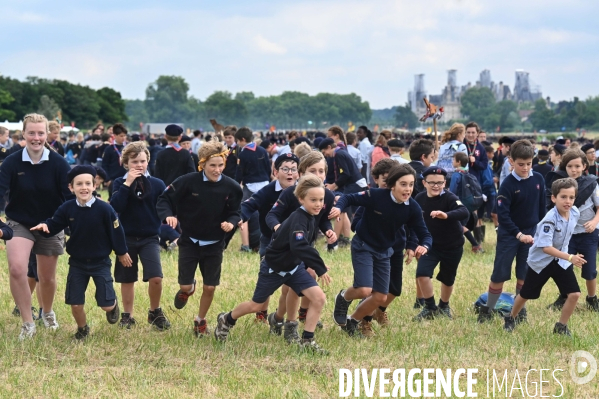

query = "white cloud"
[{"left": 253, "top": 34, "right": 287, "bottom": 55}]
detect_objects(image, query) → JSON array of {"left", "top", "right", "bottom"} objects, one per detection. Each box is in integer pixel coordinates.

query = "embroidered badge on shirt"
[
  {"left": 294, "top": 231, "right": 304, "bottom": 241},
  {"left": 543, "top": 225, "right": 550, "bottom": 233},
  {"left": 456, "top": 200, "right": 463, "bottom": 206},
  {"left": 114, "top": 219, "right": 120, "bottom": 228}
]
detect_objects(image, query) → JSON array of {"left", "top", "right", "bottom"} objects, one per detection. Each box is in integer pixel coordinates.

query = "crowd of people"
[{"left": 1, "top": 115, "right": 598, "bottom": 354}]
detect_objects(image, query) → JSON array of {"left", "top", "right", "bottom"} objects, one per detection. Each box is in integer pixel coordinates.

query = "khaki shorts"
[{"left": 5, "top": 218, "right": 65, "bottom": 256}]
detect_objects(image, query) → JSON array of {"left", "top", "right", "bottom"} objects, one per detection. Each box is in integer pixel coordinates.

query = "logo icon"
[{"left": 570, "top": 350, "right": 597, "bottom": 384}]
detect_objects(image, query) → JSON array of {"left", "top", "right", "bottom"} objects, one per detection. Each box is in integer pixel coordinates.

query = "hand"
[
  {"left": 583, "top": 220, "right": 598, "bottom": 233},
  {"left": 325, "top": 230, "right": 337, "bottom": 245},
  {"left": 221, "top": 221, "right": 234, "bottom": 232},
  {"left": 325, "top": 183, "right": 338, "bottom": 191},
  {"left": 329, "top": 207, "right": 341, "bottom": 219},
  {"left": 414, "top": 245, "right": 428, "bottom": 259},
  {"left": 118, "top": 253, "right": 133, "bottom": 267},
  {"left": 273, "top": 224, "right": 281, "bottom": 232},
  {"left": 430, "top": 211, "right": 447, "bottom": 219},
  {"left": 318, "top": 272, "right": 332, "bottom": 286},
  {"left": 469, "top": 156, "right": 475, "bottom": 163},
  {"left": 0, "top": 230, "right": 3, "bottom": 238},
  {"left": 571, "top": 254, "right": 587, "bottom": 268},
  {"left": 334, "top": 195, "right": 340, "bottom": 204},
  {"left": 519, "top": 234, "right": 534, "bottom": 245},
  {"left": 404, "top": 249, "right": 415, "bottom": 264},
  {"left": 30, "top": 223, "right": 49, "bottom": 234},
  {"left": 166, "top": 216, "right": 178, "bottom": 229},
  {"left": 306, "top": 268, "right": 317, "bottom": 279},
  {"left": 237, "top": 220, "right": 244, "bottom": 229},
  {"left": 125, "top": 168, "right": 143, "bottom": 186}
]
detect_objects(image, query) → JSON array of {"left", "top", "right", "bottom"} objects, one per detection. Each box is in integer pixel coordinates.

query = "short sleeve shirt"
[
  {"left": 574, "top": 183, "right": 599, "bottom": 234},
  {"left": 527, "top": 206, "right": 579, "bottom": 273}
]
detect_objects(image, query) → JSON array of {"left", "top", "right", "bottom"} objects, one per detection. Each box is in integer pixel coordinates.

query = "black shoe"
[
  {"left": 283, "top": 320, "right": 300, "bottom": 344},
  {"left": 148, "top": 308, "right": 171, "bottom": 331},
  {"left": 413, "top": 307, "right": 439, "bottom": 321},
  {"left": 413, "top": 298, "right": 425, "bottom": 309},
  {"left": 12, "top": 305, "right": 20, "bottom": 317},
  {"left": 341, "top": 318, "right": 363, "bottom": 338},
  {"left": 504, "top": 315, "right": 516, "bottom": 332},
  {"left": 73, "top": 325, "right": 90, "bottom": 340},
  {"left": 437, "top": 306, "right": 453, "bottom": 320},
  {"left": 477, "top": 305, "right": 493, "bottom": 323},
  {"left": 586, "top": 296, "right": 599, "bottom": 312},
  {"left": 333, "top": 290, "right": 352, "bottom": 326},
  {"left": 119, "top": 313, "right": 137, "bottom": 329},
  {"left": 515, "top": 307, "right": 527, "bottom": 324},
  {"left": 106, "top": 301, "right": 119, "bottom": 324},
  {"left": 174, "top": 280, "right": 196, "bottom": 309},
  {"left": 480, "top": 225, "right": 486, "bottom": 242},
  {"left": 553, "top": 322, "right": 572, "bottom": 337},
  {"left": 267, "top": 312, "right": 284, "bottom": 336},
  {"left": 548, "top": 295, "right": 566, "bottom": 311}
]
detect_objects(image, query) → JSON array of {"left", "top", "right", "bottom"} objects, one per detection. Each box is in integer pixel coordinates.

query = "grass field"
[{"left": 1, "top": 224, "right": 599, "bottom": 398}]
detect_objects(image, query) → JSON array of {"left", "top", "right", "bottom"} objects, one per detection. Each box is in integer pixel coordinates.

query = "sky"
[{"left": 1, "top": 0, "right": 598, "bottom": 109}]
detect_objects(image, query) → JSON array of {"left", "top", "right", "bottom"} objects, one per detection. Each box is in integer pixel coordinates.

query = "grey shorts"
[{"left": 6, "top": 218, "right": 64, "bottom": 256}]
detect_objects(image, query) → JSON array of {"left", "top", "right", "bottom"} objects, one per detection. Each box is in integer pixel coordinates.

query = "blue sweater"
[
  {"left": 0, "top": 149, "right": 71, "bottom": 227},
  {"left": 336, "top": 188, "right": 433, "bottom": 252},
  {"left": 332, "top": 147, "right": 363, "bottom": 190},
  {"left": 0, "top": 219, "right": 13, "bottom": 241},
  {"left": 463, "top": 140, "right": 488, "bottom": 183},
  {"left": 43, "top": 199, "right": 128, "bottom": 260},
  {"left": 110, "top": 175, "right": 167, "bottom": 237},
  {"left": 496, "top": 171, "right": 546, "bottom": 236},
  {"left": 241, "top": 180, "right": 285, "bottom": 238},
  {"left": 102, "top": 144, "right": 127, "bottom": 181},
  {"left": 235, "top": 143, "right": 271, "bottom": 184}
]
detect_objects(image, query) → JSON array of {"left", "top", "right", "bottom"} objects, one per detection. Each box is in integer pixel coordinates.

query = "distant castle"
[{"left": 408, "top": 69, "right": 543, "bottom": 120}]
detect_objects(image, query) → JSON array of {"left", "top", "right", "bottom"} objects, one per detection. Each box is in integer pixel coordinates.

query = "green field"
[{"left": 1, "top": 226, "right": 599, "bottom": 398}]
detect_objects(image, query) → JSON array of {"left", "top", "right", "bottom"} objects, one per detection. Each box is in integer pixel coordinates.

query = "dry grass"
[{"left": 1, "top": 224, "right": 599, "bottom": 398}]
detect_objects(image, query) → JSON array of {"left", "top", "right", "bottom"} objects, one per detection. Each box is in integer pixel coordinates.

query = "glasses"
[
  {"left": 424, "top": 181, "right": 445, "bottom": 187},
  {"left": 279, "top": 167, "right": 298, "bottom": 174}
]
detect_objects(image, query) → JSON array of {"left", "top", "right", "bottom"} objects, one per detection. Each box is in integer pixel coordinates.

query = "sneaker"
[
  {"left": 174, "top": 280, "right": 196, "bottom": 309},
  {"left": 438, "top": 306, "right": 453, "bottom": 319},
  {"left": 73, "top": 325, "right": 90, "bottom": 340},
  {"left": 327, "top": 244, "right": 338, "bottom": 252},
  {"left": 359, "top": 320, "right": 375, "bottom": 337},
  {"left": 31, "top": 307, "right": 39, "bottom": 321},
  {"left": 283, "top": 320, "right": 300, "bottom": 343},
  {"left": 42, "top": 311, "right": 59, "bottom": 330},
  {"left": 333, "top": 290, "right": 352, "bottom": 326},
  {"left": 341, "top": 317, "right": 363, "bottom": 338},
  {"left": 255, "top": 311, "right": 268, "bottom": 324},
  {"left": 18, "top": 322, "right": 36, "bottom": 341},
  {"left": 477, "top": 305, "right": 493, "bottom": 323},
  {"left": 12, "top": 305, "right": 20, "bottom": 317},
  {"left": 239, "top": 245, "right": 252, "bottom": 253},
  {"left": 267, "top": 312, "right": 284, "bottom": 335},
  {"left": 166, "top": 241, "right": 178, "bottom": 251},
  {"left": 337, "top": 237, "right": 351, "bottom": 248},
  {"left": 214, "top": 312, "right": 232, "bottom": 342},
  {"left": 471, "top": 245, "right": 484, "bottom": 253},
  {"left": 515, "top": 307, "right": 527, "bottom": 324},
  {"left": 586, "top": 296, "right": 599, "bottom": 312},
  {"left": 298, "top": 338, "right": 328, "bottom": 355},
  {"left": 413, "top": 298, "right": 425, "bottom": 309},
  {"left": 106, "top": 301, "right": 119, "bottom": 324},
  {"left": 148, "top": 308, "right": 171, "bottom": 331},
  {"left": 373, "top": 308, "right": 389, "bottom": 327},
  {"left": 413, "top": 307, "right": 439, "bottom": 321},
  {"left": 194, "top": 318, "right": 209, "bottom": 337},
  {"left": 119, "top": 313, "right": 137, "bottom": 329},
  {"left": 548, "top": 295, "right": 566, "bottom": 311},
  {"left": 553, "top": 322, "right": 572, "bottom": 337},
  {"left": 503, "top": 315, "right": 516, "bottom": 332}
]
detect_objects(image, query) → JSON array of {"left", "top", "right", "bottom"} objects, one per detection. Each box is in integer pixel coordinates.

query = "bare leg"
[
  {"left": 586, "top": 279, "right": 596, "bottom": 297},
  {"left": 415, "top": 278, "right": 423, "bottom": 299},
  {"left": 275, "top": 285, "right": 289, "bottom": 320},
  {"left": 6, "top": 238, "right": 35, "bottom": 323},
  {"left": 343, "top": 286, "right": 372, "bottom": 301},
  {"left": 241, "top": 223, "right": 250, "bottom": 247},
  {"left": 71, "top": 305, "right": 87, "bottom": 328},
  {"left": 381, "top": 293, "right": 396, "bottom": 308},
  {"left": 351, "top": 292, "right": 387, "bottom": 320},
  {"left": 148, "top": 277, "right": 162, "bottom": 311},
  {"left": 510, "top": 294, "right": 528, "bottom": 317},
  {"left": 36, "top": 254, "right": 59, "bottom": 314},
  {"left": 559, "top": 292, "right": 581, "bottom": 325},
  {"left": 300, "top": 287, "right": 326, "bottom": 332},
  {"left": 121, "top": 283, "right": 135, "bottom": 314},
  {"left": 260, "top": 297, "right": 270, "bottom": 312},
  {"left": 417, "top": 277, "right": 433, "bottom": 299},
  {"left": 286, "top": 290, "right": 300, "bottom": 322},
  {"left": 440, "top": 284, "right": 453, "bottom": 303},
  {"left": 198, "top": 285, "right": 215, "bottom": 319},
  {"left": 231, "top": 300, "right": 264, "bottom": 319},
  {"left": 341, "top": 213, "right": 351, "bottom": 237}
]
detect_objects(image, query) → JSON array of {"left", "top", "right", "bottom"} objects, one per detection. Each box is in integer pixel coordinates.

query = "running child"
[
  {"left": 157, "top": 141, "right": 242, "bottom": 337},
  {"left": 214, "top": 175, "right": 332, "bottom": 354},
  {"left": 30, "top": 165, "right": 131, "bottom": 340},
  {"left": 110, "top": 142, "right": 171, "bottom": 330},
  {"left": 504, "top": 178, "right": 583, "bottom": 336},
  {"left": 154, "top": 124, "right": 195, "bottom": 187}
]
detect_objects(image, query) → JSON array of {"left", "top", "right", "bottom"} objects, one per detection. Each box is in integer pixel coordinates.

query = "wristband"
[
  {"left": 568, "top": 254, "right": 573, "bottom": 262},
  {"left": 516, "top": 232, "right": 522, "bottom": 240}
]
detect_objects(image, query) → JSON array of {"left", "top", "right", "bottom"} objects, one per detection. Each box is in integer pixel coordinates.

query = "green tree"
[
  {"left": 529, "top": 98, "right": 557, "bottom": 130},
  {"left": 0, "top": 88, "right": 16, "bottom": 120},
  {"left": 97, "top": 87, "right": 127, "bottom": 124},
  {"left": 394, "top": 104, "right": 418, "bottom": 129},
  {"left": 460, "top": 87, "right": 496, "bottom": 128},
  {"left": 145, "top": 75, "right": 193, "bottom": 122},
  {"left": 204, "top": 91, "right": 248, "bottom": 127},
  {"left": 37, "top": 95, "right": 61, "bottom": 121}
]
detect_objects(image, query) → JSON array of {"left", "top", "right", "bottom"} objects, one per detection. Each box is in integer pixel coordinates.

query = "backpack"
[
  {"left": 437, "top": 143, "right": 461, "bottom": 172},
  {"left": 474, "top": 292, "right": 515, "bottom": 317},
  {"left": 458, "top": 171, "right": 484, "bottom": 212},
  {"left": 65, "top": 149, "right": 76, "bottom": 165},
  {"left": 480, "top": 165, "right": 496, "bottom": 196}
]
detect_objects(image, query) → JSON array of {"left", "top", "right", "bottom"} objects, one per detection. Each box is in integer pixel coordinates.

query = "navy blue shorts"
[
  {"left": 416, "top": 245, "right": 463, "bottom": 287},
  {"left": 65, "top": 258, "right": 116, "bottom": 307},
  {"left": 491, "top": 226, "right": 535, "bottom": 283},
  {"left": 114, "top": 235, "right": 163, "bottom": 283},
  {"left": 388, "top": 241, "right": 405, "bottom": 297},
  {"left": 251, "top": 260, "right": 318, "bottom": 304},
  {"left": 568, "top": 230, "right": 598, "bottom": 281},
  {"left": 351, "top": 234, "right": 393, "bottom": 294},
  {"left": 26, "top": 252, "right": 38, "bottom": 282}
]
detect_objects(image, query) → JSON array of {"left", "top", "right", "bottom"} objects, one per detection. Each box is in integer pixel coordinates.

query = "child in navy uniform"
[
  {"left": 102, "top": 123, "right": 128, "bottom": 190},
  {"left": 157, "top": 141, "right": 243, "bottom": 337},
  {"left": 31, "top": 165, "right": 131, "bottom": 340},
  {"left": 504, "top": 178, "right": 584, "bottom": 336},
  {"left": 478, "top": 140, "right": 546, "bottom": 323},
  {"left": 154, "top": 124, "right": 195, "bottom": 187},
  {"left": 110, "top": 142, "right": 171, "bottom": 330},
  {"left": 331, "top": 163, "right": 432, "bottom": 336},
  {"left": 532, "top": 150, "right": 553, "bottom": 180},
  {"left": 413, "top": 167, "right": 469, "bottom": 321},
  {"left": 222, "top": 126, "right": 238, "bottom": 179},
  {"left": 450, "top": 152, "right": 482, "bottom": 253},
  {"left": 214, "top": 175, "right": 332, "bottom": 354},
  {"left": 407, "top": 139, "right": 435, "bottom": 197}
]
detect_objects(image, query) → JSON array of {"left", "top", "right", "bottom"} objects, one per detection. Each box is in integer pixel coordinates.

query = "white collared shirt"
[
  {"left": 390, "top": 191, "right": 409, "bottom": 205},
  {"left": 123, "top": 170, "right": 151, "bottom": 179},
  {"left": 510, "top": 169, "right": 534, "bottom": 181},
  {"left": 76, "top": 197, "right": 96, "bottom": 208},
  {"left": 22, "top": 147, "right": 50, "bottom": 165}
]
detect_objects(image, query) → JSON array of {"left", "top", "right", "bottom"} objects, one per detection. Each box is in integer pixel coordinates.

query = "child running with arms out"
[
  {"left": 31, "top": 166, "right": 131, "bottom": 340},
  {"left": 214, "top": 175, "right": 332, "bottom": 354},
  {"left": 504, "top": 178, "right": 584, "bottom": 336}
]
